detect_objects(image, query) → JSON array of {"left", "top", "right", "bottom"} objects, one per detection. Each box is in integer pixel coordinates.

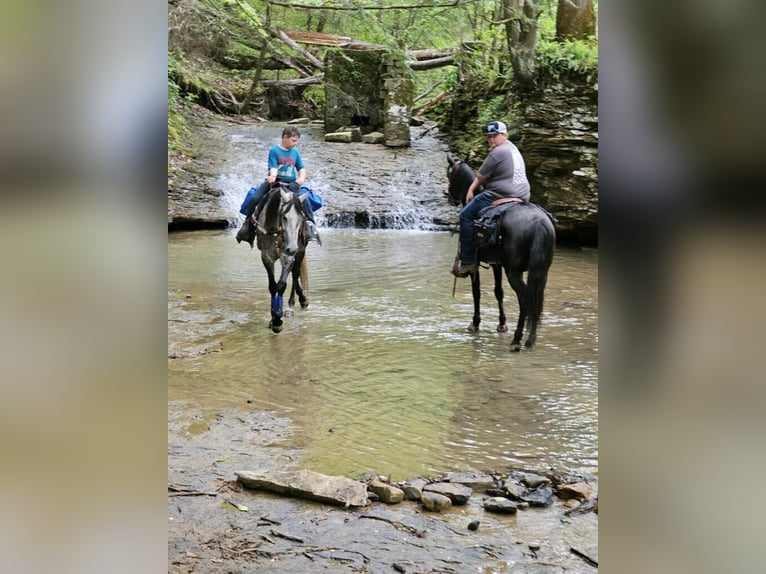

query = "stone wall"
[{"left": 325, "top": 47, "right": 413, "bottom": 147}]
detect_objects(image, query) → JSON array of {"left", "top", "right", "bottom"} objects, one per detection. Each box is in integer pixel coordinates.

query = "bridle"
[{"left": 261, "top": 189, "right": 302, "bottom": 252}]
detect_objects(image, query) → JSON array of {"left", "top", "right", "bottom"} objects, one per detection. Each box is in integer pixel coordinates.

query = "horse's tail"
[
  {"left": 526, "top": 222, "right": 554, "bottom": 326},
  {"left": 300, "top": 256, "right": 309, "bottom": 292}
]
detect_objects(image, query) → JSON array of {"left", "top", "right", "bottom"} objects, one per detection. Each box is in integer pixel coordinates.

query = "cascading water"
[{"left": 215, "top": 122, "right": 456, "bottom": 231}]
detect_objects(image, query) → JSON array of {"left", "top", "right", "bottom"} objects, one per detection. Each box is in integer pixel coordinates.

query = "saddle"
[
  {"left": 474, "top": 199, "right": 558, "bottom": 251},
  {"left": 474, "top": 198, "right": 522, "bottom": 250}
]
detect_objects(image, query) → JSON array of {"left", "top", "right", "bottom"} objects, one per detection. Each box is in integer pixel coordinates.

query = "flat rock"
[
  {"left": 368, "top": 480, "right": 404, "bottom": 504},
  {"left": 423, "top": 482, "right": 472, "bottom": 505},
  {"left": 446, "top": 471, "right": 495, "bottom": 489},
  {"left": 236, "top": 469, "right": 370, "bottom": 507},
  {"left": 325, "top": 132, "right": 353, "bottom": 143},
  {"left": 484, "top": 497, "right": 518, "bottom": 514}
]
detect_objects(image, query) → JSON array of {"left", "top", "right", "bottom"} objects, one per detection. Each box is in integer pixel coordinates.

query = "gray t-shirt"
[{"left": 478, "top": 140, "right": 530, "bottom": 202}]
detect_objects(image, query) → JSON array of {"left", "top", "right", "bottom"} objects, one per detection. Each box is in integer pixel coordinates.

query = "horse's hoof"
[
  {"left": 467, "top": 323, "right": 479, "bottom": 333},
  {"left": 511, "top": 345, "right": 522, "bottom": 353},
  {"left": 300, "top": 300, "right": 309, "bottom": 309},
  {"left": 524, "top": 340, "right": 535, "bottom": 349},
  {"left": 285, "top": 308, "right": 294, "bottom": 318},
  {"left": 497, "top": 324, "right": 509, "bottom": 333}
]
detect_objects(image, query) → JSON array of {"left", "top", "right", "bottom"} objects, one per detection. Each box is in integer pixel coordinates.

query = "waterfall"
[{"left": 216, "top": 123, "right": 456, "bottom": 230}]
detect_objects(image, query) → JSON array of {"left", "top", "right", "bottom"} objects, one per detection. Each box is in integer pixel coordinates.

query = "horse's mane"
[{"left": 262, "top": 186, "right": 284, "bottom": 232}]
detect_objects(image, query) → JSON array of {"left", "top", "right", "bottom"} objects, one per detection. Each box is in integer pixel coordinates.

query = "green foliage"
[
  {"left": 302, "top": 84, "right": 325, "bottom": 109},
  {"left": 168, "top": 57, "right": 187, "bottom": 154},
  {"left": 477, "top": 95, "right": 511, "bottom": 129},
  {"left": 537, "top": 37, "right": 598, "bottom": 82}
]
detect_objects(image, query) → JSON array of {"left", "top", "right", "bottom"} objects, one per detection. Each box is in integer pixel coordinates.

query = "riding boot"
[
  {"left": 304, "top": 219, "right": 322, "bottom": 246},
  {"left": 236, "top": 215, "right": 256, "bottom": 248},
  {"left": 451, "top": 256, "right": 478, "bottom": 278},
  {"left": 450, "top": 241, "right": 477, "bottom": 278}
]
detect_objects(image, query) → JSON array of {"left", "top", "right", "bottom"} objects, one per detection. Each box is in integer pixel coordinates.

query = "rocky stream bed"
[{"left": 168, "top": 109, "right": 598, "bottom": 573}]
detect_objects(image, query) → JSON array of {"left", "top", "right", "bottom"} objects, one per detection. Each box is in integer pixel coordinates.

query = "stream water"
[{"left": 168, "top": 122, "right": 597, "bottom": 482}]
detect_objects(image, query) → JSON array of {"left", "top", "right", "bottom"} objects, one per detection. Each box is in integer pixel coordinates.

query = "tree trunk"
[
  {"left": 502, "top": 0, "right": 540, "bottom": 91},
  {"left": 555, "top": 0, "right": 596, "bottom": 41}
]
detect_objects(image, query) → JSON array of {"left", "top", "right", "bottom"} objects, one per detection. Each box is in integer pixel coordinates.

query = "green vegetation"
[
  {"left": 537, "top": 37, "right": 598, "bottom": 82},
  {"left": 168, "top": 0, "right": 598, "bottom": 155},
  {"left": 168, "top": 56, "right": 190, "bottom": 155}
]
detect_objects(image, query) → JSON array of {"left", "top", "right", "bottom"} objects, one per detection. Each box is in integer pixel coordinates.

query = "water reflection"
[{"left": 169, "top": 229, "right": 597, "bottom": 479}]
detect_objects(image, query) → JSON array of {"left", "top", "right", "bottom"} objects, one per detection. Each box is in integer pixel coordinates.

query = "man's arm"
[{"left": 465, "top": 172, "right": 486, "bottom": 203}]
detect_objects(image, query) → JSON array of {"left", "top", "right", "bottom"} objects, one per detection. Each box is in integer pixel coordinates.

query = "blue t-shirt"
[{"left": 268, "top": 145, "right": 304, "bottom": 183}]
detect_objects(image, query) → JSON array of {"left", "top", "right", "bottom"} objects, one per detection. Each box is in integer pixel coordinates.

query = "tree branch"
[{"left": 269, "top": 0, "right": 467, "bottom": 10}]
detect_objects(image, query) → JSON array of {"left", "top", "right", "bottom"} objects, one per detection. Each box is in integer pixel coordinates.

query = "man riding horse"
[{"left": 451, "top": 120, "right": 530, "bottom": 277}]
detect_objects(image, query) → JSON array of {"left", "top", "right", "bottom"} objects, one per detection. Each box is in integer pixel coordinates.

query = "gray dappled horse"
[
  {"left": 446, "top": 154, "right": 556, "bottom": 350},
  {"left": 255, "top": 184, "right": 310, "bottom": 333}
]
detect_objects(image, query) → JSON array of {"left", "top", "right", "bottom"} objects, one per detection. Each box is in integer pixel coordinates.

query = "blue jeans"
[{"left": 458, "top": 192, "right": 495, "bottom": 264}]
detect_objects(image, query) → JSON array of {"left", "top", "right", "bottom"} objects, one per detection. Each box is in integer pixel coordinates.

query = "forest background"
[{"left": 168, "top": 0, "right": 598, "bottom": 163}]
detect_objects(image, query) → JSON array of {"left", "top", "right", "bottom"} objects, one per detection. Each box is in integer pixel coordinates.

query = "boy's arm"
[{"left": 265, "top": 148, "right": 278, "bottom": 182}]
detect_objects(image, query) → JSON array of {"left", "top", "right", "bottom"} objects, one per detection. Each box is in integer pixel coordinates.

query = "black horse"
[
  {"left": 446, "top": 154, "right": 556, "bottom": 350},
  {"left": 254, "top": 184, "right": 310, "bottom": 333}
]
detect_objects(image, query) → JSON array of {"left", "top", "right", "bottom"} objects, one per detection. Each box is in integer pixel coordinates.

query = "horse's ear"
[{"left": 447, "top": 153, "right": 455, "bottom": 166}]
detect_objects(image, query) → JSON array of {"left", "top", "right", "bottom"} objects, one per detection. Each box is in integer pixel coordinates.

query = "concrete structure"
[{"left": 325, "top": 47, "right": 414, "bottom": 147}]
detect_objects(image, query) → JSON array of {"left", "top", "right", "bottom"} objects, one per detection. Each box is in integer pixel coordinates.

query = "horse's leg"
[
  {"left": 262, "top": 257, "right": 286, "bottom": 333},
  {"left": 468, "top": 270, "right": 481, "bottom": 333},
  {"left": 492, "top": 264, "right": 508, "bottom": 333},
  {"left": 286, "top": 278, "right": 297, "bottom": 317},
  {"left": 285, "top": 256, "right": 305, "bottom": 316},
  {"left": 292, "top": 253, "right": 308, "bottom": 309},
  {"left": 269, "top": 260, "right": 294, "bottom": 332},
  {"left": 505, "top": 270, "right": 527, "bottom": 351}
]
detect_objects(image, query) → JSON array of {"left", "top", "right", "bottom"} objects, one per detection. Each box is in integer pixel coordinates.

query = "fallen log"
[
  {"left": 408, "top": 54, "right": 455, "bottom": 70},
  {"left": 262, "top": 75, "right": 324, "bottom": 86}
]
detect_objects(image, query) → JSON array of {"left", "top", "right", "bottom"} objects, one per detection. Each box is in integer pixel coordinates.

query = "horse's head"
[
  {"left": 259, "top": 184, "right": 305, "bottom": 258},
  {"left": 446, "top": 153, "right": 474, "bottom": 207},
  {"left": 277, "top": 187, "right": 304, "bottom": 257}
]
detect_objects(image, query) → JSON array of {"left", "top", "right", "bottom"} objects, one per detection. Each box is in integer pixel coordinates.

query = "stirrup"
[
  {"left": 451, "top": 256, "right": 477, "bottom": 278},
  {"left": 305, "top": 220, "right": 322, "bottom": 246}
]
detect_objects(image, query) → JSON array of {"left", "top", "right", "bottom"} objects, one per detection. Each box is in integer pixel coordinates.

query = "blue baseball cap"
[{"left": 483, "top": 121, "right": 508, "bottom": 135}]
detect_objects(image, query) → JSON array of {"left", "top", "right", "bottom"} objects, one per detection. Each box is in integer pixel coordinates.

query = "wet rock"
[
  {"left": 446, "top": 471, "right": 495, "bottom": 489},
  {"left": 368, "top": 480, "right": 404, "bottom": 504},
  {"left": 325, "top": 131, "right": 353, "bottom": 143},
  {"left": 423, "top": 482, "right": 472, "bottom": 505},
  {"left": 556, "top": 481, "right": 594, "bottom": 501},
  {"left": 521, "top": 474, "right": 551, "bottom": 489},
  {"left": 338, "top": 126, "right": 363, "bottom": 142},
  {"left": 467, "top": 520, "right": 480, "bottom": 531},
  {"left": 362, "top": 131, "right": 385, "bottom": 144},
  {"left": 521, "top": 485, "right": 554, "bottom": 508},
  {"left": 421, "top": 491, "right": 452, "bottom": 512},
  {"left": 484, "top": 497, "right": 518, "bottom": 514},
  {"left": 502, "top": 479, "right": 527, "bottom": 500},
  {"left": 235, "top": 469, "right": 370, "bottom": 507},
  {"left": 400, "top": 478, "right": 428, "bottom": 501}
]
